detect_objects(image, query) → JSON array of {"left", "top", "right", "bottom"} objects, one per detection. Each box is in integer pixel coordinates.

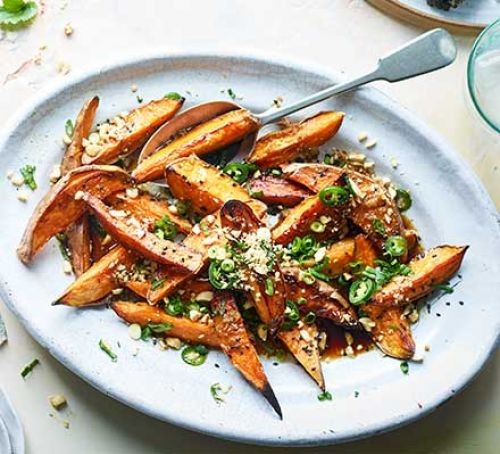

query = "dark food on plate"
[
  {"left": 18, "top": 93, "right": 467, "bottom": 418},
  {"left": 427, "top": 0, "right": 463, "bottom": 11}
]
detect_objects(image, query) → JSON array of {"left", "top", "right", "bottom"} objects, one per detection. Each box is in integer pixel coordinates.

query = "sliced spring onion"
[
  {"left": 395, "top": 189, "right": 412, "bottom": 212},
  {"left": 154, "top": 215, "right": 177, "bottom": 240},
  {"left": 99, "top": 339, "right": 117, "bottom": 362},
  {"left": 165, "top": 296, "right": 184, "bottom": 315},
  {"left": 300, "top": 271, "right": 316, "bottom": 285},
  {"left": 304, "top": 312, "right": 316, "bottom": 324},
  {"left": 65, "top": 119, "right": 74, "bottom": 138},
  {"left": 181, "top": 345, "right": 208, "bottom": 366},
  {"left": 220, "top": 258, "right": 235, "bottom": 273},
  {"left": 223, "top": 162, "right": 257, "bottom": 183},
  {"left": 265, "top": 277, "right": 275, "bottom": 296},
  {"left": 349, "top": 277, "right": 376, "bottom": 305},
  {"left": 384, "top": 235, "right": 408, "bottom": 258},
  {"left": 400, "top": 361, "right": 409, "bottom": 374},
  {"left": 317, "top": 390, "right": 332, "bottom": 401},
  {"left": 319, "top": 186, "right": 350, "bottom": 206},
  {"left": 310, "top": 220, "right": 326, "bottom": 233},
  {"left": 21, "top": 358, "right": 40, "bottom": 378},
  {"left": 165, "top": 92, "right": 182, "bottom": 100},
  {"left": 372, "top": 218, "right": 386, "bottom": 236}
]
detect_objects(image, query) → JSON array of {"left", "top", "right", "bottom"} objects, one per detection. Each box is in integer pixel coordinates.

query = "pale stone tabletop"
[{"left": 0, "top": 1, "right": 498, "bottom": 453}]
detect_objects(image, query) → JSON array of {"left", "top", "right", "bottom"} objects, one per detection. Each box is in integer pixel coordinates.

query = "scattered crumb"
[
  {"left": 6, "top": 170, "right": 14, "bottom": 180},
  {"left": 365, "top": 139, "right": 377, "bottom": 149},
  {"left": 131, "top": 84, "right": 138, "bottom": 93},
  {"left": 272, "top": 96, "right": 283, "bottom": 108},
  {"left": 11, "top": 175, "right": 25, "bottom": 187},
  {"left": 390, "top": 157, "right": 399, "bottom": 169},
  {"left": 64, "top": 24, "right": 73, "bottom": 37},
  {"left": 62, "top": 261, "right": 72, "bottom": 274},
  {"left": 357, "top": 131, "right": 368, "bottom": 142},
  {"left": 56, "top": 61, "right": 71, "bottom": 75},
  {"left": 49, "top": 394, "right": 67, "bottom": 410},
  {"left": 49, "top": 165, "right": 61, "bottom": 183},
  {"left": 16, "top": 191, "right": 29, "bottom": 202}
]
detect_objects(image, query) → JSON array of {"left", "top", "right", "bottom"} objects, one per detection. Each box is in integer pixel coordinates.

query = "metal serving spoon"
[{"left": 140, "top": 28, "right": 457, "bottom": 163}]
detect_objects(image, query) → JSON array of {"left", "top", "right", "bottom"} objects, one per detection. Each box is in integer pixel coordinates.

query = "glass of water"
[{"left": 467, "top": 18, "right": 500, "bottom": 135}]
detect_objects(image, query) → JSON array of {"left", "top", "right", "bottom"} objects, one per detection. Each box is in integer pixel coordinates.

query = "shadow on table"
[{"left": 55, "top": 349, "right": 499, "bottom": 454}]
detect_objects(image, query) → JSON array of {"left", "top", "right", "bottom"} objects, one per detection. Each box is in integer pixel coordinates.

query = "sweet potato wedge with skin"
[
  {"left": 281, "top": 163, "right": 405, "bottom": 252},
  {"left": 17, "top": 165, "right": 131, "bottom": 264},
  {"left": 211, "top": 292, "right": 282, "bottom": 418},
  {"left": 61, "top": 96, "right": 100, "bottom": 174},
  {"left": 247, "top": 175, "right": 310, "bottom": 207},
  {"left": 371, "top": 245, "right": 468, "bottom": 307},
  {"left": 112, "top": 301, "right": 220, "bottom": 348},
  {"left": 87, "top": 97, "right": 184, "bottom": 165},
  {"left": 61, "top": 98, "right": 100, "bottom": 276},
  {"left": 165, "top": 154, "right": 262, "bottom": 216},
  {"left": 81, "top": 193, "right": 203, "bottom": 273},
  {"left": 54, "top": 245, "right": 136, "bottom": 307},
  {"left": 107, "top": 191, "right": 192, "bottom": 234},
  {"left": 220, "top": 200, "right": 286, "bottom": 334},
  {"left": 248, "top": 111, "right": 344, "bottom": 168},
  {"left": 362, "top": 304, "right": 415, "bottom": 360},
  {"left": 133, "top": 109, "right": 259, "bottom": 182},
  {"left": 353, "top": 234, "right": 378, "bottom": 267},
  {"left": 282, "top": 267, "right": 358, "bottom": 328},
  {"left": 278, "top": 325, "right": 325, "bottom": 390},
  {"left": 271, "top": 195, "right": 345, "bottom": 245}
]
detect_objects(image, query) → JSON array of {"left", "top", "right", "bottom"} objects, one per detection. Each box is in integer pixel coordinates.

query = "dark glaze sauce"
[{"left": 319, "top": 321, "right": 374, "bottom": 359}]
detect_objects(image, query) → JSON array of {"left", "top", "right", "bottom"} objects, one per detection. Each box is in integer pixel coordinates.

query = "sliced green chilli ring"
[
  {"left": 310, "top": 220, "right": 326, "bottom": 233},
  {"left": 223, "top": 162, "right": 256, "bottom": 183},
  {"left": 395, "top": 189, "right": 412, "bottom": 212},
  {"left": 181, "top": 345, "right": 209, "bottom": 366},
  {"left": 319, "top": 186, "right": 350, "bottom": 206},
  {"left": 208, "top": 261, "right": 233, "bottom": 290},
  {"left": 349, "top": 277, "right": 376, "bottom": 305},
  {"left": 384, "top": 235, "right": 408, "bottom": 257}
]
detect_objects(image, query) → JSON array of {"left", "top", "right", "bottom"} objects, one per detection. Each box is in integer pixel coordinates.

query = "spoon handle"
[{"left": 257, "top": 28, "right": 456, "bottom": 125}]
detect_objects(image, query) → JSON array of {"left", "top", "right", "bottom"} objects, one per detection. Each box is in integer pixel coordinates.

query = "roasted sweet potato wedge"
[
  {"left": 17, "top": 166, "right": 131, "bottom": 264},
  {"left": 248, "top": 111, "right": 344, "bottom": 168},
  {"left": 61, "top": 98, "right": 100, "bottom": 276},
  {"left": 282, "top": 163, "right": 405, "bottom": 253},
  {"left": 282, "top": 267, "right": 358, "bottom": 328},
  {"left": 112, "top": 301, "right": 220, "bottom": 348},
  {"left": 220, "top": 200, "right": 286, "bottom": 334},
  {"left": 278, "top": 325, "right": 325, "bottom": 390},
  {"left": 81, "top": 193, "right": 203, "bottom": 272},
  {"left": 86, "top": 97, "right": 184, "bottom": 165},
  {"left": 107, "top": 191, "right": 192, "bottom": 234},
  {"left": 247, "top": 175, "right": 310, "bottom": 207},
  {"left": 54, "top": 245, "right": 136, "bottom": 307},
  {"left": 211, "top": 292, "right": 282, "bottom": 418},
  {"left": 61, "top": 96, "right": 100, "bottom": 174},
  {"left": 362, "top": 304, "right": 415, "bottom": 360},
  {"left": 132, "top": 109, "right": 259, "bottom": 182},
  {"left": 164, "top": 154, "right": 264, "bottom": 216},
  {"left": 324, "top": 238, "right": 356, "bottom": 276},
  {"left": 371, "top": 245, "right": 468, "bottom": 307},
  {"left": 271, "top": 195, "right": 345, "bottom": 245}
]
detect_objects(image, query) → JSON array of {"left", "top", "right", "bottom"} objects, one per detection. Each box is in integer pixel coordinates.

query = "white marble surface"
[{"left": 0, "top": 1, "right": 498, "bottom": 453}]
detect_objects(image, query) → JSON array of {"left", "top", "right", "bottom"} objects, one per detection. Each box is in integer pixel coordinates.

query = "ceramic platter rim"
[{"left": 0, "top": 51, "right": 499, "bottom": 446}]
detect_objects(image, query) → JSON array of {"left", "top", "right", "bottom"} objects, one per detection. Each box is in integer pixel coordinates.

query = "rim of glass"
[{"left": 467, "top": 18, "right": 500, "bottom": 134}]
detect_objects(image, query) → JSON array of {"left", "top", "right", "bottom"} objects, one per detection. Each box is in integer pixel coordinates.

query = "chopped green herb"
[
  {"left": 0, "top": 0, "right": 38, "bottom": 29},
  {"left": 99, "top": 339, "right": 117, "bottom": 362},
  {"left": 181, "top": 345, "right": 208, "bottom": 366},
  {"left": 283, "top": 300, "right": 300, "bottom": 330},
  {"left": 210, "top": 382, "right": 231, "bottom": 403},
  {"left": 223, "top": 162, "right": 257, "bottom": 183},
  {"left": 265, "top": 277, "right": 275, "bottom": 296},
  {"left": 372, "top": 218, "right": 386, "bottom": 236},
  {"left": 21, "top": 358, "right": 40, "bottom": 378},
  {"left": 433, "top": 283, "right": 454, "bottom": 294},
  {"left": 151, "top": 277, "right": 166, "bottom": 291},
  {"left": 136, "top": 95, "right": 143, "bottom": 103},
  {"left": 248, "top": 189, "right": 264, "bottom": 199},
  {"left": 165, "top": 295, "right": 184, "bottom": 316},
  {"left": 400, "top": 361, "right": 409, "bottom": 375},
  {"left": 154, "top": 215, "right": 177, "bottom": 240},
  {"left": 55, "top": 233, "right": 70, "bottom": 261},
  {"left": 227, "top": 88, "right": 237, "bottom": 100},
  {"left": 65, "top": 119, "right": 74, "bottom": 138},
  {"left": 20, "top": 164, "right": 37, "bottom": 190},
  {"left": 354, "top": 391, "right": 359, "bottom": 398},
  {"left": 165, "top": 92, "right": 182, "bottom": 100},
  {"left": 317, "top": 390, "right": 332, "bottom": 401}
]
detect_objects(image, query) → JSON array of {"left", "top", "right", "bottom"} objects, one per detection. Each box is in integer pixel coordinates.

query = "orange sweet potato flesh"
[
  {"left": 278, "top": 325, "right": 325, "bottom": 390},
  {"left": 107, "top": 191, "right": 192, "bottom": 234},
  {"left": 211, "top": 292, "right": 282, "bottom": 418},
  {"left": 112, "top": 301, "right": 220, "bottom": 348},
  {"left": 282, "top": 267, "right": 358, "bottom": 328},
  {"left": 247, "top": 175, "right": 310, "bottom": 207},
  {"left": 248, "top": 111, "right": 344, "bottom": 168},
  {"left": 220, "top": 200, "right": 286, "bottom": 335},
  {"left": 132, "top": 109, "right": 259, "bottom": 182},
  {"left": 81, "top": 193, "right": 203, "bottom": 272},
  {"left": 271, "top": 195, "right": 345, "bottom": 245},
  {"left": 282, "top": 163, "right": 405, "bottom": 253},
  {"left": 17, "top": 165, "right": 131, "bottom": 264},
  {"left": 54, "top": 245, "right": 136, "bottom": 307},
  {"left": 165, "top": 154, "right": 265, "bottom": 216},
  {"left": 371, "top": 245, "right": 468, "bottom": 307},
  {"left": 88, "top": 97, "right": 184, "bottom": 165},
  {"left": 363, "top": 304, "right": 416, "bottom": 360},
  {"left": 61, "top": 96, "right": 100, "bottom": 276},
  {"left": 324, "top": 238, "right": 356, "bottom": 276}
]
